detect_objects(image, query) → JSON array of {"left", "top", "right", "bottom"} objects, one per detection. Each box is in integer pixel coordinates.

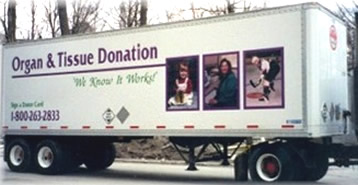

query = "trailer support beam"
[{"left": 187, "top": 146, "right": 198, "bottom": 171}]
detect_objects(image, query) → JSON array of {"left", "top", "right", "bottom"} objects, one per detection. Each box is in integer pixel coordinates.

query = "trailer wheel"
[
  {"left": 6, "top": 138, "right": 33, "bottom": 172},
  {"left": 249, "top": 144, "right": 296, "bottom": 182},
  {"left": 35, "top": 140, "right": 70, "bottom": 174},
  {"left": 291, "top": 153, "right": 306, "bottom": 181},
  {"left": 234, "top": 152, "right": 248, "bottom": 181},
  {"left": 83, "top": 143, "right": 116, "bottom": 171},
  {"left": 304, "top": 147, "right": 329, "bottom": 181}
]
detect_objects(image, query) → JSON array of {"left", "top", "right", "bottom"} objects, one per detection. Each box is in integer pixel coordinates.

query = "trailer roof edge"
[{"left": 2, "top": 2, "right": 343, "bottom": 48}]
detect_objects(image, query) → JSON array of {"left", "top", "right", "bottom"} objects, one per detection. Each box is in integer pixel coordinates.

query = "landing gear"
[
  {"left": 219, "top": 142, "right": 230, "bottom": 166},
  {"left": 187, "top": 146, "right": 198, "bottom": 171},
  {"left": 169, "top": 137, "right": 243, "bottom": 171}
]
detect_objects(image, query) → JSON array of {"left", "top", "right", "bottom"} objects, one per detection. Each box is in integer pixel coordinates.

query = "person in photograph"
[
  {"left": 250, "top": 56, "right": 280, "bottom": 102},
  {"left": 209, "top": 58, "right": 238, "bottom": 107},
  {"left": 168, "top": 62, "right": 194, "bottom": 106}
]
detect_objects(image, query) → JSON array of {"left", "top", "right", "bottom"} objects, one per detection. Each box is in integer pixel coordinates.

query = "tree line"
[
  {"left": 0, "top": 0, "right": 260, "bottom": 43},
  {"left": 2, "top": 0, "right": 355, "bottom": 52}
]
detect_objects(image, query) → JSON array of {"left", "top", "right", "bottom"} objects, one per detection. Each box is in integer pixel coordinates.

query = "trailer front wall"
[{"left": 306, "top": 8, "right": 348, "bottom": 137}]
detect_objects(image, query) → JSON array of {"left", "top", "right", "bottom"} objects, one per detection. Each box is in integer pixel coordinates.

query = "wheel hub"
[
  {"left": 9, "top": 145, "right": 24, "bottom": 166},
  {"left": 256, "top": 153, "right": 282, "bottom": 182},
  {"left": 37, "top": 146, "right": 54, "bottom": 168},
  {"left": 264, "top": 161, "right": 279, "bottom": 175}
]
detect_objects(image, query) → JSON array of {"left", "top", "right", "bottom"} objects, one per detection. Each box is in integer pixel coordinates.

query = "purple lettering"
[{"left": 98, "top": 48, "right": 107, "bottom": 64}]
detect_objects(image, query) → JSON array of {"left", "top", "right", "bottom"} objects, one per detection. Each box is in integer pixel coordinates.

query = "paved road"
[{"left": 1, "top": 160, "right": 358, "bottom": 185}]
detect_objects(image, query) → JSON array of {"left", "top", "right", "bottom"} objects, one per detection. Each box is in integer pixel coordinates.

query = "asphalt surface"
[{"left": 1, "top": 159, "right": 358, "bottom": 185}]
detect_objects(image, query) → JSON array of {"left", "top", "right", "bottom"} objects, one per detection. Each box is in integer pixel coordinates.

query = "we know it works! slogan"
[
  {"left": 10, "top": 43, "right": 158, "bottom": 75},
  {"left": 73, "top": 71, "right": 159, "bottom": 88}
]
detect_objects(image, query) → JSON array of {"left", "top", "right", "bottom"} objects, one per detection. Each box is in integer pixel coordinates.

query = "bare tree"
[
  {"left": 44, "top": 0, "right": 60, "bottom": 38},
  {"left": 189, "top": 2, "right": 205, "bottom": 19},
  {"left": 187, "top": 0, "right": 255, "bottom": 20},
  {"left": 139, "top": 0, "right": 147, "bottom": 26},
  {"left": 337, "top": 3, "right": 356, "bottom": 71},
  {"left": 165, "top": 9, "right": 186, "bottom": 22},
  {"left": 226, "top": 0, "right": 237, "bottom": 13},
  {"left": 107, "top": 0, "right": 153, "bottom": 29},
  {"left": 70, "top": 0, "right": 100, "bottom": 34},
  {"left": 0, "top": 0, "right": 8, "bottom": 41},
  {"left": 338, "top": 3, "right": 356, "bottom": 28},
  {"left": 125, "top": 0, "right": 139, "bottom": 27},
  {"left": 57, "top": 0, "right": 70, "bottom": 35},
  {"left": 7, "top": 0, "right": 15, "bottom": 42},
  {"left": 30, "top": 0, "right": 36, "bottom": 40}
]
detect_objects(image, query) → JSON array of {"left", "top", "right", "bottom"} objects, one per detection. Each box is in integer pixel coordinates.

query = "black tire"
[
  {"left": 291, "top": 153, "right": 306, "bottom": 181},
  {"left": 304, "top": 146, "right": 329, "bottom": 181},
  {"left": 249, "top": 144, "right": 297, "bottom": 182},
  {"left": 63, "top": 144, "right": 83, "bottom": 172},
  {"left": 83, "top": 143, "right": 116, "bottom": 171},
  {"left": 234, "top": 152, "right": 248, "bottom": 181},
  {"left": 5, "top": 138, "right": 33, "bottom": 172},
  {"left": 34, "top": 140, "right": 72, "bottom": 175},
  {"left": 70, "top": 149, "right": 84, "bottom": 169}
]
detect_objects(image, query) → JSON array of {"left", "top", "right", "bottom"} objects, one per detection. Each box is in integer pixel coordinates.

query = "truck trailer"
[{"left": 2, "top": 3, "right": 358, "bottom": 182}]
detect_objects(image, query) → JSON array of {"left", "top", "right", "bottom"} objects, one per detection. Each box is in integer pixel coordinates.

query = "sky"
[
  {"left": 265, "top": 0, "right": 354, "bottom": 10},
  {"left": 0, "top": 0, "right": 357, "bottom": 39},
  {"left": 147, "top": 0, "right": 355, "bottom": 15},
  {"left": 147, "top": 0, "right": 356, "bottom": 23},
  {"left": 148, "top": 0, "right": 354, "bottom": 11}
]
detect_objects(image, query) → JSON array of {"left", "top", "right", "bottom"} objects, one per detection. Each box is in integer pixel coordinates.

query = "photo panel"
[
  {"left": 244, "top": 47, "right": 284, "bottom": 109},
  {"left": 203, "top": 52, "right": 239, "bottom": 110},
  {"left": 166, "top": 56, "right": 199, "bottom": 111}
]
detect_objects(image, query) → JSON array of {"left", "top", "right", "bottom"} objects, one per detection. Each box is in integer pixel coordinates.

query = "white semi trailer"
[{"left": 2, "top": 3, "right": 358, "bottom": 182}]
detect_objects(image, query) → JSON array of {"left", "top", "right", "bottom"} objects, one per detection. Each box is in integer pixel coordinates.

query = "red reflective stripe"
[
  {"left": 60, "top": 126, "right": 68, "bottom": 129},
  {"left": 282, "top": 125, "right": 295, "bottom": 129},
  {"left": 214, "top": 125, "right": 226, "bottom": 129},
  {"left": 106, "top": 126, "right": 114, "bottom": 129},
  {"left": 247, "top": 125, "right": 259, "bottom": 129},
  {"left": 156, "top": 125, "right": 166, "bottom": 129},
  {"left": 40, "top": 126, "right": 48, "bottom": 129},
  {"left": 130, "top": 125, "right": 139, "bottom": 129},
  {"left": 184, "top": 125, "right": 194, "bottom": 129},
  {"left": 82, "top": 126, "right": 91, "bottom": 129},
  {"left": 21, "top": 126, "right": 28, "bottom": 129}
]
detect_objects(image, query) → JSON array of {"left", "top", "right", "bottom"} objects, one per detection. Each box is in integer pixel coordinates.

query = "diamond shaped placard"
[{"left": 117, "top": 107, "right": 130, "bottom": 124}]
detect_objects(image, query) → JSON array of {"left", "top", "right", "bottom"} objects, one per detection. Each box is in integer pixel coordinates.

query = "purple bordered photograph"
[
  {"left": 244, "top": 47, "right": 284, "bottom": 109},
  {"left": 203, "top": 52, "right": 239, "bottom": 110},
  {"left": 166, "top": 56, "right": 199, "bottom": 111}
]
